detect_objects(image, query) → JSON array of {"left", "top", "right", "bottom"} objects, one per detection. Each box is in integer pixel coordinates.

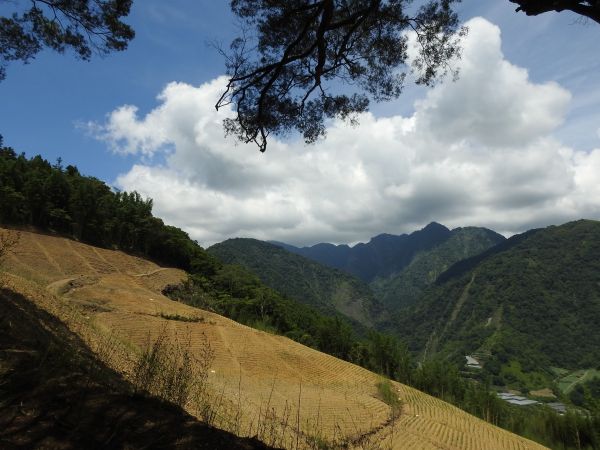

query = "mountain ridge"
[
  {"left": 208, "top": 237, "right": 384, "bottom": 326},
  {"left": 271, "top": 222, "right": 454, "bottom": 282},
  {"left": 270, "top": 222, "right": 505, "bottom": 311},
  {"left": 389, "top": 219, "right": 600, "bottom": 391},
  {"left": 371, "top": 226, "right": 506, "bottom": 310}
]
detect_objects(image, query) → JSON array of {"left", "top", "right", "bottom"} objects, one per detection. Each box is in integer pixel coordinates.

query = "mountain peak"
[{"left": 422, "top": 222, "right": 449, "bottom": 232}]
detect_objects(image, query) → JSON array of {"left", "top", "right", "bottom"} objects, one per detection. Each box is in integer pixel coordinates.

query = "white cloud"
[{"left": 93, "top": 18, "right": 600, "bottom": 246}]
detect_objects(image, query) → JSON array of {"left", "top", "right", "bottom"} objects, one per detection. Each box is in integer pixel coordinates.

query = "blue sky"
[
  {"left": 1, "top": 1, "right": 600, "bottom": 246},
  {"left": 0, "top": 1, "right": 235, "bottom": 178}
]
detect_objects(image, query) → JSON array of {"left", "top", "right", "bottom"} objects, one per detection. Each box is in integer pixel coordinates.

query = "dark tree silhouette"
[
  {"left": 509, "top": 0, "right": 600, "bottom": 24},
  {"left": 217, "top": 0, "right": 465, "bottom": 152},
  {"left": 0, "top": 0, "right": 134, "bottom": 81}
]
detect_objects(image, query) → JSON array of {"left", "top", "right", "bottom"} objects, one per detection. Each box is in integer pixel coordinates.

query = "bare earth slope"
[
  {"left": 1, "top": 228, "right": 547, "bottom": 450},
  {"left": 0, "top": 287, "right": 274, "bottom": 450}
]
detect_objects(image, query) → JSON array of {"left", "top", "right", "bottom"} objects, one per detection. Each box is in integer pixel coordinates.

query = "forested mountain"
[
  {"left": 0, "top": 147, "right": 215, "bottom": 272},
  {"left": 371, "top": 227, "right": 505, "bottom": 311},
  {"left": 0, "top": 146, "right": 401, "bottom": 376},
  {"left": 388, "top": 220, "right": 600, "bottom": 391},
  {"left": 274, "top": 223, "right": 504, "bottom": 312},
  {"left": 273, "top": 222, "right": 452, "bottom": 282},
  {"left": 3, "top": 146, "right": 599, "bottom": 449},
  {"left": 208, "top": 238, "right": 384, "bottom": 326}
]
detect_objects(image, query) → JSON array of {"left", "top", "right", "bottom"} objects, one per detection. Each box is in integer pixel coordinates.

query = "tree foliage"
[
  {"left": 390, "top": 220, "right": 600, "bottom": 389},
  {"left": 0, "top": 0, "right": 134, "bottom": 80},
  {"left": 217, "top": 0, "right": 465, "bottom": 152},
  {"left": 0, "top": 145, "right": 214, "bottom": 271},
  {"left": 510, "top": 0, "right": 600, "bottom": 24}
]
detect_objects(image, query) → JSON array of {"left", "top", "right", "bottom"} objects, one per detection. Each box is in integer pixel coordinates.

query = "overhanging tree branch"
[
  {"left": 0, "top": 0, "right": 134, "bottom": 81},
  {"left": 509, "top": 0, "right": 600, "bottom": 24},
  {"left": 217, "top": 0, "right": 465, "bottom": 153}
]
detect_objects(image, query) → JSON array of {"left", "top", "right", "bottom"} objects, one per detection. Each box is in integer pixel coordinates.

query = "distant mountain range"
[
  {"left": 272, "top": 222, "right": 505, "bottom": 311},
  {"left": 370, "top": 226, "right": 505, "bottom": 310},
  {"left": 272, "top": 222, "right": 454, "bottom": 282},
  {"left": 210, "top": 223, "right": 506, "bottom": 325},
  {"left": 208, "top": 238, "right": 384, "bottom": 326},
  {"left": 387, "top": 219, "right": 600, "bottom": 390},
  {"left": 210, "top": 219, "right": 600, "bottom": 394}
]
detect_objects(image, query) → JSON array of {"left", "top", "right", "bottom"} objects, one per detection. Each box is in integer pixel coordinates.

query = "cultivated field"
[
  {"left": 0, "top": 228, "right": 548, "bottom": 449},
  {"left": 556, "top": 369, "right": 600, "bottom": 394}
]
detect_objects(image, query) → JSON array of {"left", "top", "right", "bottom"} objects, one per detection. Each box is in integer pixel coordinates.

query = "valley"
[
  {"left": 389, "top": 221, "right": 600, "bottom": 392},
  {"left": 2, "top": 2, "right": 600, "bottom": 449},
  {"left": 208, "top": 238, "right": 383, "bottom": 327},
  {"left": 249, "top": 220, "right": 600, "bottom": 403},
  {"left": 209, "top": 220, "right": 600, "bottom": 449},
  {"left": 0, "top": 150, "right": 598, "bottom": 449}
]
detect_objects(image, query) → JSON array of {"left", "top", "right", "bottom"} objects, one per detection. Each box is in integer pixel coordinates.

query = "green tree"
[
  {"left": 217, "top": 0, "right": 465, "bottom": 152},
  {"left": 366, "top": 331, "right": 412, "bottom": 381},
  {"left": 0, "top": 0, "right": 134, "bottom": 80},
  {"left": 220, "top": 1, "right": 600, "bottom": 153},
  {"left": 0, "top": 146, "right": 221, "bottom": 272},
  {"left": 317, "top": 316, "right": 354, "bottom": 359}
]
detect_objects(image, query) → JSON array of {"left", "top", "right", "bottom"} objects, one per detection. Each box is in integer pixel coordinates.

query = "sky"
[{"left": 1, "top": 1, "right": 600, "bottom": 247}]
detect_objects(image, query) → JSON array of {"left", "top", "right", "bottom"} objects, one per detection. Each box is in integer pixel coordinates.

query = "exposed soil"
[
  {"left": 0, "top": 288, "right": 276, "bottom": 450},
  {"left": 0, "top": 228, "right": 548, "bottom": 449}
]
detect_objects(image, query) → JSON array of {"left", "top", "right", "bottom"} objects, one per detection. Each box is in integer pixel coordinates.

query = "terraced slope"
[
  {"left": 0, "top": 228, "right": 546, "bottom": 450},
  {"left": 0, "top": 287, "right": 273, "bottom": 450}
]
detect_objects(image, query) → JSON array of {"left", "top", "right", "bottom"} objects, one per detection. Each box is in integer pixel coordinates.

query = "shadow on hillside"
[{"left": 0, "top": 288, "right": 275, "bottom": 450}]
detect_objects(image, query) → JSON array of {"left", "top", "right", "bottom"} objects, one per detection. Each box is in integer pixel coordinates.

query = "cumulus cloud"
[{"left": 92, "top": 18, "right": 600, "bottom": 246}]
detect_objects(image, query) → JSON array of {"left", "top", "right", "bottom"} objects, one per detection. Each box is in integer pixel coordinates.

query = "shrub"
[{"left": 132, "top": 327, "right": 214, "bottom": 409}]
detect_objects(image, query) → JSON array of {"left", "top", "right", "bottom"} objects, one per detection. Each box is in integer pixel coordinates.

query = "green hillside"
[
  {"left": 3, "top": 145, "right": 600, "bottom": 449},
  {"left": 389, "top": 220, "right": 600, "bottom": 391},
  {"left": 0, "top": 147, "right": 389, "bottom": 368},
  {"left": 274, "top": 222, "right": 453, "bottom": 281},
  {"left": 371, "top": 227, "right": 505, "bottom": 311},
  {"left": 208, "top": 238, "right": 384, "bottom": 326}
]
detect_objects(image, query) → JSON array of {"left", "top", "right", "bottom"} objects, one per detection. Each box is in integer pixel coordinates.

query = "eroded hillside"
[{"left": 0, "top": 228, "right": 546, "bottom": 449}]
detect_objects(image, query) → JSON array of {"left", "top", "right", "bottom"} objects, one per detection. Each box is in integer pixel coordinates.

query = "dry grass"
[{"left": 0, "top": 228, "right": 548, "bottom": 450}]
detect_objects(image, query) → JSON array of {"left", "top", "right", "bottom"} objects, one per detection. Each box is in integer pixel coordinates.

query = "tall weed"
[{"left": 132, "top": 326, "right": 214, "bottom": 409}]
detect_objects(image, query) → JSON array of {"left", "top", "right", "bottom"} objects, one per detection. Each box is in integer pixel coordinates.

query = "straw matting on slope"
[{"left": 1, "top": 228, "right": 547, "bottom": 449}]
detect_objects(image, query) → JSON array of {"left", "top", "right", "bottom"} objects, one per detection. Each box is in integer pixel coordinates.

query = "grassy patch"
[
  {"left": 529, "top": 388, "right": 556, "bottom": 400},
  {"left": 550, "top": 367, "right": 569, "bottom": 378},
  {"left": 376, "top": 378, "right": 402, "bottom": 412},
  {"left": 557, "top": 368, "right": 600, "bottom": 394},
  {"left": 132, "top": 327, "right": 213, "bottom": 408},
  {"left": 249, "top": 318, "right": 278, "bottom": 334},
  {"left": 156, "top": 312, "right": 204, "bottom": 323},
  {"left": 500, "top": 360, "right": 549, "bottom": 391}
]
